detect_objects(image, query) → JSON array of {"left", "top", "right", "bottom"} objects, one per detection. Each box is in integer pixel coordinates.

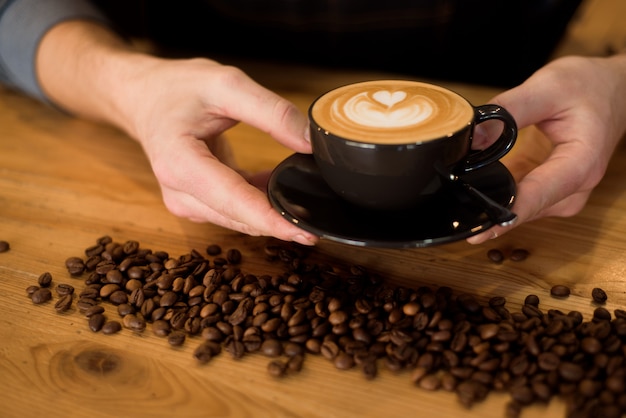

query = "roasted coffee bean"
[
  {"left": 226, "top": 248, "right": 242, "bottom": 264},
  {"left": 152, "top": 320, "right": 171, "bottom": 337},
  {"left": 286, "top": 354, "right": 304, "bottom": 373},
  {"left": 76, "top": 298, "right": 98, "bottom": 313},
  {"left": 260, "top": 339, "right": 283, "bottom": 357},
  {"left": 122, "top": 314, "right": 146, "bottom": 332},
  {"left": 101, "top": 320, "right": 122, "bottom": 335},
  {"left": 591, "top": 287, "right": 608, "bottom": 304},
  {"left": 54, "top": 294, "right": 73, "bottom": 312},
  {"left": 26, "top": 285, "right": 39, "bottom": 296},
  {"left": 168, "top": 331, "right": 186, "bottom": 347},
  {"left": 205, "top": 244, "right": 222, "bottom": 256},
  {"left": 88, "top": 313, "right": 106, "bottom": 332},
  {"left": 117, "top": 303, "right": 135, "bottom": 317},
  {"left": 487, "top": 249, "right": 504, "bottom": 263},
  {"left": 84, "top": 305, "right": 105, "bottom": 317},
  {"left": 267, "top": 360, "right": 287, "bottom": 377},
  {"left": 37, "top": 272, "right": 53, "bottom": 288},
  {"left": 225, "top": 339, "right": 246, "bottom": 359},
  {"left": 334, "top": 351, "right": 355, "bottom": 370},
  {"left": 55, "top": 283, "right": 75, "bottom": 296},
  {"left": 65, "top": 256, "right": 86, "bottom": 275},
  {"left": 558, "top": 362, "right": 584, "bottom": 382},
  {"left": 108, "top": 290, "right": 128, "bottom": 305},
  {"left": 550, "top": 285, "right": 571, "bottom": 298},
  {"left": 593, "top": 307, "right": 611, "bottom": 321},
  {"left": 194, "top": 341, "right": 221, "bottom": 364},
  {"left": 509, "top": 248, "right": 529, "bottom": 262},
  {"left": 0, "top": 240, "right": 10, "bottom": 253},
  {"left": 31, "top": 288, "right": 52, "bottom": 304},
  {"left": 524, "top": 294, "right": 539, "bottom": 307},
  {"left": 99, "top": 283, "right": 120, "bottom": 299}
]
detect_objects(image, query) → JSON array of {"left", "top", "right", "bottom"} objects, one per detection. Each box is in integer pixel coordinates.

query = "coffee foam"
[{"left": 311, "top": 80, "right": 474, "bottom": 144}]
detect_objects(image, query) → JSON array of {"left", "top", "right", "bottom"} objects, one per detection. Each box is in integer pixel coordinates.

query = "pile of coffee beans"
[{"left": 26, "top": 236, "right": 626, "bottom": 418}]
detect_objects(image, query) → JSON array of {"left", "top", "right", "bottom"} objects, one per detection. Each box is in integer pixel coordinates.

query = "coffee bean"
[
  {"left": 558, "top": 362, "right": 584, "bottom": 382},
  {"left": 591, "top": 287, "right": 607, "bottom": 304},
  {"left": 260, "top": 339, "right": 283, "bottom": 357},
  {"left": 334, "top": 351, "right": 355, "bottom": 370},
  {"left": 37, "top": 272, "right": 53, "bottom": 288},
  {"left": 0, "top": 240, "right": 10, "bottom": 253},
  {"left": 168, "top": 331, "right": 186, "bottom": 347},
  {"left": 101, "top": 320, "right": 122, "bottom": 335},
  {"left": 88, "top": 313, "right": 106, "bottom": 332},
  {"left": 152, "top": 319, "right": 171, "bottom": 337},
  {"left": 286, "top": 354, "right": 304, "bottom": 373},
  {"left": 194, "top": 341, "right": 221, "bottom": 364},
  {"left": 487, "top": 249, "right": 504, "bottom": 263},
  {"left": 550, "top": 285, "right": 570, "bottom": 298},
  {"left": 84, "top": 305, "right": 105, "bottom": 318},
  {"left": 122, "top": 314, "right": 146, "bottom": 332},
  {"left": 55, "top": 283, "right": 75, "bottom": 296},
  {"left": 26, "top": 285, "right": 39, "bottom": 296},
  {"left": 65, "top": 256, "right": 86, "bottom": 275},
  {"left": 267, "top": 360, "right": 287, "bottom": 377},
  {"left": 54, "top": 294, "right": 73, "bottom": 312},
  {"left": 510, "top": 248, "right": 529, "bottom": 261},
  {"left": 206, "top": 244, "right": 222, "bottom": 256},
  {"left": 524, "top": 294, "right": 539, "bottom": 307},
  {"left": 31, "top": 288, "right": 52, "bottom": 304}
]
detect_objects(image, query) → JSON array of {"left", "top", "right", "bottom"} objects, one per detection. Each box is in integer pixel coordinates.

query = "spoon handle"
[{"left": 459, "top": 179, "right": 517, "bottom": 227}]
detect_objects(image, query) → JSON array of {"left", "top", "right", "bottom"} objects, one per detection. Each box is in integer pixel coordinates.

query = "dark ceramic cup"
[{"left": 309, "top": 80, "right": 517, "bottom": 211}]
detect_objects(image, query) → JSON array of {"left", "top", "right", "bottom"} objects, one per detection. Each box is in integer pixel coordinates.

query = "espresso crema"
[{"left": 311, "top": 80, "right": 474, "bottom": 144}]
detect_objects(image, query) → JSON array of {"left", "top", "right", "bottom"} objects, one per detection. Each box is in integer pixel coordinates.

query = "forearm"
[{"left": 36, "top": 20, "right": 158, "bottom": 136}]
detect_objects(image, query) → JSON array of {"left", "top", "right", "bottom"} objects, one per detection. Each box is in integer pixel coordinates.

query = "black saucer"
[{"left": 268, "top": 153, "right": 516, "bottom": 248}]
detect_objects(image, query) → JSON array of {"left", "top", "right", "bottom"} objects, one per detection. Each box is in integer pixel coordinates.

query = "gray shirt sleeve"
[{"left": 0, "top": 0, "right": 109, "bottom": 102}]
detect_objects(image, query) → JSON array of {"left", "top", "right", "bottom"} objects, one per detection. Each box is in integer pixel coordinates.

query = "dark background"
[{"left": 93, "top": 0, "right": 584, "bottom": 88}]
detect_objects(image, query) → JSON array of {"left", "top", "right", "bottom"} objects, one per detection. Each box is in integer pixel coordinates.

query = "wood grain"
[{"left": 1, "top": 1, "right": 626, "bottom": 417}]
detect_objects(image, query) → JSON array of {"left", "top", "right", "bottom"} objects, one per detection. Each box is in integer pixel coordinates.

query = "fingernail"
[
  {"left": 304, "top": 126, "right": 311, "bottom": 143},
  {"left": 292, "top": 233, "right": 317, "bottom": 246},
  {"left": 466, "top": 235, "right": 486, "bottom": 245}
]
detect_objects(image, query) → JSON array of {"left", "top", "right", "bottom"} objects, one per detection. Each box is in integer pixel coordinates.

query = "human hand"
[
  {"left": 118, "top": 58, "right": 319, "bottom": 245},
  {"left": 467, "top": 54, "right": 626, "bottom": 244},
  {"left": 36, "top": 21, "right": 319, "bottom": 245}
]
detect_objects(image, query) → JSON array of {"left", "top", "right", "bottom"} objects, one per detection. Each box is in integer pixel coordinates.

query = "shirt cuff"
[{"left": 0, "top": 0, "right": 109, "bottom": 102}]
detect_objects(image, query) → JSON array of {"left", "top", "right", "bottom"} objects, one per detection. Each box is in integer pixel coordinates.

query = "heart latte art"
[{"left": 311, "top": 80, "right": 474, "bottom": 144}]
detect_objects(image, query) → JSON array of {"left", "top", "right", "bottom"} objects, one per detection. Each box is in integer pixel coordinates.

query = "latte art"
[
  {"left": 312, "top": 80, "right": 474, "bottom": 144},
  {"left": 339, "top": 91, "right": 434, "bottom": 128}
]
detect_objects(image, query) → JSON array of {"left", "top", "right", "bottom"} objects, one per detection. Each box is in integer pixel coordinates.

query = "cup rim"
[{"left": 308, "top": 79, "right": 475, "bottom": 145}]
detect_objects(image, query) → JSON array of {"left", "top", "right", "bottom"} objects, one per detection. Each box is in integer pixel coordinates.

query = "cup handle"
[{"left": 463, "top": 104, "right": 517, "bottom": 172}]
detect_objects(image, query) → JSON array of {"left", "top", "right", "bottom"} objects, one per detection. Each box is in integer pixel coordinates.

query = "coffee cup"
[{"left": 309, "top": 80, "right": 517, "bottom": 211}]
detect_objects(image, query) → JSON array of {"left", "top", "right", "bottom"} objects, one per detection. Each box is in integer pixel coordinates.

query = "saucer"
[{"left": 267, "top": 153, "right": 516, "bottom": 248}]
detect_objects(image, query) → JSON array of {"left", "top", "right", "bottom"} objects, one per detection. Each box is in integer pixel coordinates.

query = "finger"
[
  {"left": 209, "top": 68, "right": 312, "bottom": 153},
  {"left": 466, "top": 142, "right": 594, "bottom": 245},
  {"left": 472, "top": 75, "right": 563, "bottom": 148},
  {"left": 157, "top": 136, "right": 318, "bottom": 245}
]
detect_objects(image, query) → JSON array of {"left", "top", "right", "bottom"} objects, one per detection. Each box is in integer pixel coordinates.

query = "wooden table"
[{"left": 1, "top": 1, "right": 625, "bottom": 417}]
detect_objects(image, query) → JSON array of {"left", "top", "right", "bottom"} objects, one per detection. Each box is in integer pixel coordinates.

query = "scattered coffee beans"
[
  {"left": 0, "top": 240, "right": 10, "bottom": 253},
  {"left": 25, "top": 236, "right": 626, "bottom": 418}
]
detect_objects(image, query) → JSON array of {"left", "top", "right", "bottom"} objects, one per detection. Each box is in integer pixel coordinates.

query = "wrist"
[{"left": 36, "top": 20, "right": 157, "bottom": 135}]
